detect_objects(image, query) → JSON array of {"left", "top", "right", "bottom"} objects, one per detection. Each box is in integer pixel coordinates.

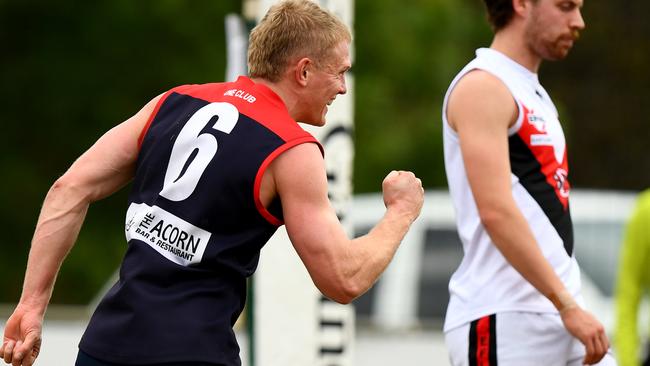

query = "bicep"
[
  {"left": 62, "top": 94, "right": 164, "bottom": 201},
  {"left": 272, "top": 143, "right": 347, "bottom": 269},
  {"left": 448, "top": 71, "right": 518, "bottom": 209}
]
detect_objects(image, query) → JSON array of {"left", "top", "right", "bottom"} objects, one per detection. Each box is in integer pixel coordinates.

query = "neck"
[
  {"left": 251, "top": 77, "right": 301, "bottom": 119},
  {"left": 490, "top": 26, "right": 542, "bottom": 73}
]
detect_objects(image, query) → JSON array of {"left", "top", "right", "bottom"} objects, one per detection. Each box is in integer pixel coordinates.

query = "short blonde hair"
[{"left": 248, "top": 0, "right": 351, "bottom": 82}]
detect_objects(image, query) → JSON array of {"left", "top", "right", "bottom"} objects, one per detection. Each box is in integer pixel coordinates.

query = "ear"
[
  {"left": 512, "top": 0, "right": 531, "bottom": 17},
  {"left": 294, "top": 57, "right": 312, "bottom": 87}
]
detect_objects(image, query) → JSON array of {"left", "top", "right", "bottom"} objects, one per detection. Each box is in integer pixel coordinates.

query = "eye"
[{"left": 559, "top": 1, "right": 577, "bottom": 11}]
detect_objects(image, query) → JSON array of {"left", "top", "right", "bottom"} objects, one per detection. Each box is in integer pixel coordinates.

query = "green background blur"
[{"left": 0, "top": 0, "right": 648, "bottom": 304}]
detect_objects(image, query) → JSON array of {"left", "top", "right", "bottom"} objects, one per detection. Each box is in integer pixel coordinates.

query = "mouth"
[
  {"left": 571, "top": 29, "right": 580, "bottom": 41},
  {"left": 561, "top": 38, "right": 574, "bottom": 46},
  {"left": 558, "top": 34, "right": 577, "bottom": 48}
]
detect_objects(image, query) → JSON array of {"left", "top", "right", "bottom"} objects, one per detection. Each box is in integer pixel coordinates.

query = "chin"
[
  {"left": 550, "top": 49, "right": 570, "bottom": 61},
  {"left": 300, "top": 117, "right": 326, "bottom": 127},
  {"left": 540, "top": 47, "right": 570, "bottom": 62},
  {"left": 310, "top": 112, "right": 328, "bottom": 127}
]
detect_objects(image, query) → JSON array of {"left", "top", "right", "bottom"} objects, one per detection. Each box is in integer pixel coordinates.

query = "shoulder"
[
  {"left": 449, "top": 69, "right": 512, "bottom": 105},
  {"left": 268, "top": 142, "right": 327, "bottom": 205},
  {"left": 273, "top": 142, "right": 324, "bottom": 175},
  {"left": 274, "top": 143, "right": 324, "bottom": 180},
  {"left": 447, "top": 69, "right": 517, "bottom": 131}
]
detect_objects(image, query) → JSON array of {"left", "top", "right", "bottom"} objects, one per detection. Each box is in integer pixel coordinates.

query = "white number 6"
[{"left": 159, "top": 102, "right": 239, "bottom": 201}]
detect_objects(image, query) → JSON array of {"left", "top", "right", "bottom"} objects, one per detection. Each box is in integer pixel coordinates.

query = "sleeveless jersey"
[
  {"left": 442, "top": 48, "right": 583, "bottom": 332},
  {"left": 79, "top": 76, "right": 322, "bottom": 364}
]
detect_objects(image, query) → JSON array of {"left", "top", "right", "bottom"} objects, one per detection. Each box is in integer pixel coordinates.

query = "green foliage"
[
  {"left": 542, "top": 1, "right": 650, "bottom": 189},
  {"left": 0, "top": 0, "right": 241, "bottom": 303},
  {"left": 353, "top": 0, "right": 491, "bottom": 192},
  {"left": 0, "top": 0, "right": 648, "bottom": 304}
]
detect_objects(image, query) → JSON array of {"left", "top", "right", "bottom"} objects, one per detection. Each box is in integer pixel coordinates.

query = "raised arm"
[
  {"left": 447, "top": 70, "right": 608, "bottom": 365},
  {"left": 1, "top": 94, "right": 162, "bottom": 366},
  {"left": 268, "top": 142, "right": 423, "bottom": 304}
]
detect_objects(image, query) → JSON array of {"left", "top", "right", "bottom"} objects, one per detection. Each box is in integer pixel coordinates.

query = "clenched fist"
[{"left": 381, "top": 170, "right": 424, "bottom": 223}]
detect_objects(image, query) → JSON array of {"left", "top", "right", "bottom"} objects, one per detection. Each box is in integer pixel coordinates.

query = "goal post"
[{"left": 228, "top": 1, "right": 356, "bottom": 365}]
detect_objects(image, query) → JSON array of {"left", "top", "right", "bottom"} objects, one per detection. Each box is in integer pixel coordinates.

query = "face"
[
  {"left": 300, "top": 41, "right": 351, "bottom": 126},
  {"left": 524, "top": 0, "right": 586, "bottom": 61}
]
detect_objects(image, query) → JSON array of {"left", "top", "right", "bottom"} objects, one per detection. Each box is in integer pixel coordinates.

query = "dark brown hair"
[{"left": 482, "top": 0, "right": 520, "bottom": 31}]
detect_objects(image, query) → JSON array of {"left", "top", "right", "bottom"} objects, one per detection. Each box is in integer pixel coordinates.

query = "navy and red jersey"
[{"left": 79, "top": 76, "right": 321, "bottom": 365}]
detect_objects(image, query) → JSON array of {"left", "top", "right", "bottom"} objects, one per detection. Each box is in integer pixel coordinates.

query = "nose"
[
  {"left": 339, "top": 75, "right": 347, "bottom": 95},
  {"left": 571, "top": 9, "right": 585, "bottom": 30}
]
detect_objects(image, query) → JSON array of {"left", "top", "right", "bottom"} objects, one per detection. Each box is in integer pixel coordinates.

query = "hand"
[
  {"left": 1, "top": 305, "right": 42, "bottom": 366},
  {"left": 560, "top": 306, "right": 608, "bottom": 365},
  {"left": 381, "top": 170, "right": 424, "bottom": 222}
]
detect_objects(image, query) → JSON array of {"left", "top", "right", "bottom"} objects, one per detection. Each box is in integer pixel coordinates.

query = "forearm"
[
  {"left": 481, "top": 204, "right": 573, "bottom": 311},
  {"left": 346, "top": 206, "right": 414, "bottom": 294},
  {"left": 19, "top": 179, "right": 90, "bottom": 312},
  {"left": 15, "top": 98, "right": 146, "bottom": 312},
  {"left": 291, "top": 194, "right": 418, "bottom": 304}
]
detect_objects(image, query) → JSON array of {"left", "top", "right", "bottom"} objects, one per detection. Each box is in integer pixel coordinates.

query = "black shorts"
[{"left": 75, "top": 350, "right": 224, "bottom": 366}]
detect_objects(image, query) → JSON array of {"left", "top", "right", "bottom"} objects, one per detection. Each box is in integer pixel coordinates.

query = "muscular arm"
[
  {"left": 1, "top": 94, "right": 162, "bottom": 366},
  {"left": 447, "top": 70, "right": 607, "bottom": 365},
  {"left": 269, "top": 143, "right": 423, "bottom": 304}
]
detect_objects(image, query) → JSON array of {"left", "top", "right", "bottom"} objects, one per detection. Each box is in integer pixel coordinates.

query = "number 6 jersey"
[{"left": 79, "top": 76, "right": 322, "bottom": 365}]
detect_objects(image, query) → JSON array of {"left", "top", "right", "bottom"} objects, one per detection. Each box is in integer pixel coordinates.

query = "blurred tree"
[
  {"left": 0, "top": 0, "right": 647, "bottom": 304},
  {"left": 544, "top": 1, "right": 650, "bottom": 190},
  {"left": 0, "top": 0, "right": 241, "bottom": 303},
  {"left": 353, "top": 0, "right": 491, "bottom": 192},
  {"left": 353, "top": 0, "right": 650, "bottom": 192}
]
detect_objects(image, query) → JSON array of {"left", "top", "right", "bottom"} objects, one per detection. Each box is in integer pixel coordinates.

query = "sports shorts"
[{"left": 444, "top": 311, "right": 617, "bottom": 366}]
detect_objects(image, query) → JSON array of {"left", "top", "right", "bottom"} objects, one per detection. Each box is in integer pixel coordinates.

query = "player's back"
[{"left": 79, "top": 76, "right": 320, "bottom": 365}]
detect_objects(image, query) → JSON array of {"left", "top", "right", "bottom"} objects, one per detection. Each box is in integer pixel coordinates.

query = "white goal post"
[{"left": 228, "top": 1, "right": 356, "bottom": 365}]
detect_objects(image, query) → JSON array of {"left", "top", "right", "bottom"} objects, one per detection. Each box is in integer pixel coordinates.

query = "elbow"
[
  {"left": 49, "top": 174, "right": 94, "bottom": 205},
  {"left": 329, "top": 286, "right": 358, "bottom": 305},
  {"left": 305, "top": 246, "right": 368, "bottom": 304},
  {"left": 477, "top": 204, "right": 510, "bottom": 232},
  {"left": 324, "top": 290, "right": 355, "bottom": 305},
  {"left": 50, "top": 176, "right": 76, "bottom": 197},
  {"left": 50, "top": 176, "right": 72, "bottom": 192},
  {"left": 319, "top": 277, "right": 364, "bottom": 305},
  {"left": 323, "top": 292, "right": 353, "bottom": 305}
]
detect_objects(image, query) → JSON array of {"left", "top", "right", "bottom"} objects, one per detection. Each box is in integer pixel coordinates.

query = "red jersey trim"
[
  {"left": 137, "top": 90, "right": 175, "bottom": 149},
  {"left": 518, "top": 103, "right": 570, "bottom": 209},
  {"left": 167, "top": 77, "right": 312, "bottom": 145},
  {"left": 229, "top": 77, "right": 307, "bottom": 143},
  {"left": 253, "top": 138, "right": 323, "bottom": 226}
]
